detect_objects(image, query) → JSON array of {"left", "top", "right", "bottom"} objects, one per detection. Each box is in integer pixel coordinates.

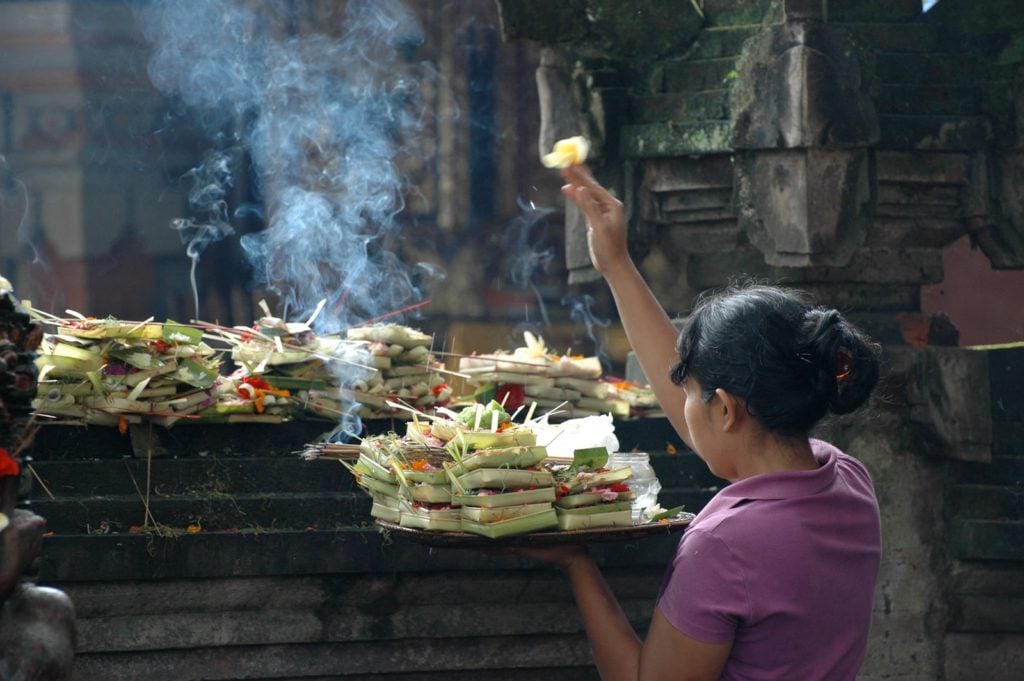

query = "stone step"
[
  {"left": 65, "top": 569, "right": 661, "bottom": 654},
  {"left": 26, "top": 447, "right": 719, "bottom": 495},
  {"left": 30, "top": 420, "right": 354, "bottom": 460},
  {"left": 827, "top": 0, "right": 923, "bottom": 22},
  {"left": 948, "top": 564, "right": 1024, "bottom": 632},
  {"left": 30, "top": 483, "right": 713, "bottom": 536},
  {"left": 954, "top": 456, "right": 1024, "bottom": 486},
  {"left": 689, "top": 26, "right": 759, "bottom": 60},
  {"left": 987, "top": 344, "right": 1024, "bottom": 399},
  {"left": 39, "top": 525, "right": 685, "bottom": 582},
  {"left": 702, "top": 0, "right": 776, "bottom": 27},
  {"left": 946, "top": 518, "right": 1024, "bottom": 561},
  {"left": 70, "top": 636, "right": 602, "bottom": 681},
  {"left": 877, "top": 114, "right": 991, "bottom": 151},
  {"left": 842, "top": 22, "right": 938, "bottom": 53},
  {"left": 660, "top": 57, "right": 737, "bottom": 93},
  {"left": 877, "top": 84, "right": 981, "bottom": 116},
  {"left": 992, "top": 420, "right": 1024, "bottom": 457},
  {"left": 949, "top": 484, "right": 1024, "bottom": 521},
  {"left": 631, "top": 90, "right": 730, "bottom": 124},
  {"left": 27, "top": 456, "right": 353, "bottom": 498},
  {"left": 31, "top": 490, "right": 369, "bottom": 534},
  {"left": 876, "top": 53, "right": 1017, "bottom": 86}
]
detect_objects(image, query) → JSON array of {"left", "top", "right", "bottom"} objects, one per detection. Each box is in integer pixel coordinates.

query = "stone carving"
[
  {"left": 730, "top": 3, "right": 879, "bottom": 267},
  {"left": 0, "top": 276, "right": 75, "bottom": 680}
]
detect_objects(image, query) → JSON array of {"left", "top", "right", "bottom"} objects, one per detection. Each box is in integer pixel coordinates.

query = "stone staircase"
[
  {"left": 25, "top": 417, "right": 718, "bottom": 680},
  {"left": 945, "top": 346, "right": 1024, "bottom": 638}
]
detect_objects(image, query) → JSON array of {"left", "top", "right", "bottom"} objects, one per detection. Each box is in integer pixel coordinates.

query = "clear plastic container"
[{"left": 607, "top": 452, "right": 661, "bottom": 523}]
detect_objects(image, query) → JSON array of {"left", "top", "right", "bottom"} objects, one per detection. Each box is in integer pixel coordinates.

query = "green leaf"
[
  {"left": 571, "top": 446, "right": 609, "bottom": 471},
  {"left": 650, "top": 505, "right": 686, "bottom": 522},
  {"left": 163, "top": 320, "right": 203, "bottom": 345},
  {"left": 174, "top": 359, "right": 220, "bottom": 389}
]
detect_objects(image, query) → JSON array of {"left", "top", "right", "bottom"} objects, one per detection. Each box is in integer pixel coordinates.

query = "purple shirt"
[{"left": 657, "top": 440, "right": 881, "bottom": 681}]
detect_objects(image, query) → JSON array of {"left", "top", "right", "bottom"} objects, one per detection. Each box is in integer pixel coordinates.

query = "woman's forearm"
[
  {"left": 564, "top": 553, "right": 642, "bottom": 681},
  {"left": 603, "top": 260, "right": 691, "bottom": 446}
]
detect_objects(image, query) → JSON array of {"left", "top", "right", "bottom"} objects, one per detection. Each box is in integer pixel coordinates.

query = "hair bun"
[{"left": 803, "top": 308, "right": 880, "bottom": 415}]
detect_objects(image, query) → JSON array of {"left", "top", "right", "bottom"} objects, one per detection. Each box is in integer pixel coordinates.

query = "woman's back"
[{"left": 658, "top": 441, "right": 881, "bottom": 680}]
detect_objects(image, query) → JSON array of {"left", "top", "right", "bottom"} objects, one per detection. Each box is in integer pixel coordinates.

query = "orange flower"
[
  {"left": 666, "top": 442, "right": 677, "bottom": 455},
  {"left": 118, "top": 416, "right": 129, "bottom": 435},
  {"left": 410, "top": 459, "right": 431, "bottom": 472},
  {"left": 186, "top": 523, "right": 202, "bottom": 534}
]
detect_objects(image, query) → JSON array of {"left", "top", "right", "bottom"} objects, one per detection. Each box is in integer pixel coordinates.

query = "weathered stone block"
[
  {"left": 876, "top": 150, "right": 970, "bottom": 184},
  {"left": 878, "top": 84, "right": 981, "bottom": 117},
  {"left": 689, "top": 26, "right": 759, "bottom": 60},
  {"left": 864, "top": 217, "right": 966, "bottom": 251},
  {"left": 878, "top": 53, "right": 981, "bottom": 87},
  {"left": 731, "top": 21, "right": 879, "bottom": 149},
  {"left": 827, "top": 0, "right": 922, "bottom": 22},
  {"left": 620, "top": 120, "right": 732, "bottom": 158},
  {"left": 843, "top": 22, "right": 938, "bottom": 54},
  {"left": 947, "top": 518, "right": 1024, "bottom": 560},
  {"left": 702, "top": 0, "right": 780, "bottom": 27},
  {"left": 944, "top": 632, "right": 1024, "bottom": 681},
  {"left": 735, "top": 148, "right": 872, "bottom": 267},
  {"left": 878, "top": 115, "right": 993, "bottom": 151},
  {"left": 498, "top": 0, "right": 704, "bottom": 60},
  {"left": 662, "top": 57, "right": 738, "bottom": 92},
  {"left": 896, "top": 346, "right": 993, "bottom": 461},
  {"left": 631, "top": 91, "right": 729, "bottom": 124}
]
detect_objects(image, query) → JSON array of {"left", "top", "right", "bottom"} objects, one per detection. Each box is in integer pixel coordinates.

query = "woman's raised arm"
[{"left": 560, "top": 165, "right": 691, "bottom": 448}]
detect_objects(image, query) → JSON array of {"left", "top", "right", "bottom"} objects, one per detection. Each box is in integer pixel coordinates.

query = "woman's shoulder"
[{"left": 811, "top": 439, "right": 876, "bottom": 488}]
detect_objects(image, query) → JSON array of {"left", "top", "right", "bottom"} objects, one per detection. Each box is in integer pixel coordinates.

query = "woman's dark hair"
[{"left": 669, "top": 283, "right": 881, "bottom": 437}]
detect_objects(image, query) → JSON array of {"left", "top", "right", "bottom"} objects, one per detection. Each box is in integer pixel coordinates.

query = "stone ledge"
[
  {"left": 877, "top": 115, "right": 992, "bottom": 151},
  {"left": 39, "top": 527, "right": 684, "bottom": 582},
  {"left": 620, "top": 121, "right": 732, "bottom": 158},
  {"left": 946, "top": 518, "right": 1024, "bottom": 561}
]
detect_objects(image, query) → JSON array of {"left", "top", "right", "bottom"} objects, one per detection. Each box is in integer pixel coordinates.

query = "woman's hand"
[
  {"left": 515, "top": 543, "right": 591, "bottom": 572},
  {"left": 561, "top": 164, "right": 630, "bottom": 277}
]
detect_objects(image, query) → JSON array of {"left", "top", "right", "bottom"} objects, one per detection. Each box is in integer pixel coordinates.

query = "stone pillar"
[{"left": 730, "top": 1, "right": 879, "bottom": 267}]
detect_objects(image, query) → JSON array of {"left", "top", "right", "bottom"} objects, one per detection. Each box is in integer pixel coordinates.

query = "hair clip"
[{"left": 835, "top": 350, "right": 852, "bottom": 380}]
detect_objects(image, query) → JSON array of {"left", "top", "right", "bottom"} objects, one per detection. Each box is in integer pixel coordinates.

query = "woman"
[{"left": 531, "top": 165, "right": 883, "bottom": 681}]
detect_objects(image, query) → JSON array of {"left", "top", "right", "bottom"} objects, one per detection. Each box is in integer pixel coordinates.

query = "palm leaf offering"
[
  {"left": 331, "top": 400, "right": 640, "bottom": 538},
  {"left": 27, "top": 300, "right": 455, "bottom": 427},
  {"left": 458, "top": 332, "right": 662, "bottom": 420}
]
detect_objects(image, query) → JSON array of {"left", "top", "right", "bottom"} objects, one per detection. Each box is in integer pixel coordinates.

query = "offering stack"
[
  {"left": 33, "top": 317, "right": 222, "bottom": 427},
  {"left": 552, "top": 448, "right": 636, "bottom": 530},
  {"left": 458, "top": 332, "right": 660, "bottom": 420},
  {"left": 344, "top": 324, "right": 453, "bottom": 418},
  {"left": 228, "top": 316, "right": 453, "bottom": 422},
  {"left": 336, "top": 401, "right": 639, "bottom": 538},
  {"left": 444, "top": 402, "right": 559, "bottom": 538}
]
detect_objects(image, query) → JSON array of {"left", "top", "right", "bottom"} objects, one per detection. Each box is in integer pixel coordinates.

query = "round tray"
[{"left": 374, "top": 513, "right": 694, "bottom": 548}]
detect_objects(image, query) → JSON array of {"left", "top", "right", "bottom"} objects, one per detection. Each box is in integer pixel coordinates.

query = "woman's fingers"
[{"left": 563, "top": 185, "right": 605, "bottom": 228}]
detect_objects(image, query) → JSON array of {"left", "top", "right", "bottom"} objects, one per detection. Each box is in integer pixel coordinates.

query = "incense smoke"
[
  {"left": 171, "top": 148, "right": 239, "bottom": 318},
  {"left": 564, "top": 293, "right": 612, "bottom": 373},
  {"left": 140, "top": 0, "right": 437, "bottom": 329},
  {"left": 505, "top": 199, "right": 557, "bottom": 329}
]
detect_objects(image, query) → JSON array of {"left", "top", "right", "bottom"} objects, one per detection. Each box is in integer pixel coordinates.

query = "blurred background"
[
  {"left": 0, "top": 0, "right": 1019, "bottom": 379},
  {"left": 0, "top": 0, "right": 631, "bottom": 374}
]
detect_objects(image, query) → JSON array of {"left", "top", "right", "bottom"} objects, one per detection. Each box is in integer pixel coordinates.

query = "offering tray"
[{"left": 374, "top": 513, "right": 694, "bottom": 548}]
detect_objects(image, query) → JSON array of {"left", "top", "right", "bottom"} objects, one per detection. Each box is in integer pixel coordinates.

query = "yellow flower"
[{"left": 542, "top": 135, "right": 590, "bottom": 168}]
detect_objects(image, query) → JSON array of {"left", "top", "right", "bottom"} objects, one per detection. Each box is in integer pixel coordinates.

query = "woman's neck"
[{"left": 732, "top": 432, "right": 817, "bottom": 480}]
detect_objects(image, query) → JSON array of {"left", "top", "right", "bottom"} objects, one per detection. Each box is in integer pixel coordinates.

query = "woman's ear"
[{"left": 713, "top": 388, "right": 740, "bottom": 432}]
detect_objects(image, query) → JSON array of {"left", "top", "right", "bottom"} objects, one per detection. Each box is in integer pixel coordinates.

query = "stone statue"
[{"left": 0, "top": 275, "right": 75, "bottom": 680}]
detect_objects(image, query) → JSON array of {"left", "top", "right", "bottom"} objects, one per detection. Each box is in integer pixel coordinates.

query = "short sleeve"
[{"left": 657, "top": 527, "right": 748, "bottom": 644}]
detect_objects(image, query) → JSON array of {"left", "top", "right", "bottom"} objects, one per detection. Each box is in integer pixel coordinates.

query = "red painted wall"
[{"left": 921, "top": 236, "right": 1024, "bottom": 346}]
